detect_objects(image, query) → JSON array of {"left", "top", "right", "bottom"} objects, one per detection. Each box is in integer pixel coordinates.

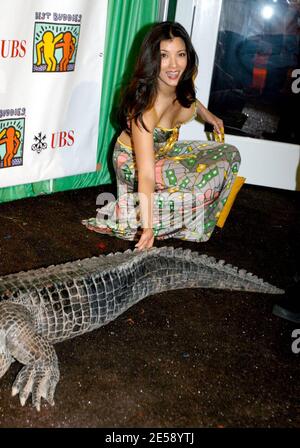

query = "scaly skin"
[{"left": 0, "top": 247, "right": 284, "bottom": 410}]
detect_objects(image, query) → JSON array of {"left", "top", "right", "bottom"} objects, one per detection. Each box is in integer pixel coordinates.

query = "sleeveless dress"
[{"left": 82, "top": 114, "right": 241, "bottom": 242}]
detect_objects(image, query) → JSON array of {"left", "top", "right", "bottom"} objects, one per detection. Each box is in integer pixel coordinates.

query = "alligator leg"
[
  {"left": 0, "top": 302, "right": 60, "bottom": 411},
  {"left": 0, "top": 338, "right": 14, "bottom": 378}
]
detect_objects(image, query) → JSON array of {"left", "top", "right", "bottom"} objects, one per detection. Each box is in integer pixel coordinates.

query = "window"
[{"left": 207, "top": 0, "right": 300, "bottom": 144}]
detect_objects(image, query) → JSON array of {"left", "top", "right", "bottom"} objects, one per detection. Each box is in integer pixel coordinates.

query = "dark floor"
[{"left": 0, "top": 183, "right": 299, "bottom": 428}]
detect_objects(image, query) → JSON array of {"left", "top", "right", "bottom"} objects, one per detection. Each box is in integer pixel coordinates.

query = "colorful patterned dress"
[{"left": 83, "top": 118, "right": 241, "bottom": 242}]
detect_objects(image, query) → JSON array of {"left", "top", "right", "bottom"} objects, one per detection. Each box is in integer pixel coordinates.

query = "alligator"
[{"left": 0, "top": 246, "right": 284, "bottom": 411}]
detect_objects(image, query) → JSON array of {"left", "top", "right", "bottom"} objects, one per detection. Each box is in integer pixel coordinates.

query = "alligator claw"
[{"left": 12, "top": 360, "right": 59, "bottom": 411}]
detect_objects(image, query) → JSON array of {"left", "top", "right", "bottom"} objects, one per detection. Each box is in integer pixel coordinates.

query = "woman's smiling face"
[{"left": 158, "top": 37, "right": 188, "bottom": 88}]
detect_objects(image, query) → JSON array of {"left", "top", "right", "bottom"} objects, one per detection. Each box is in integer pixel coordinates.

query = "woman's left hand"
[{"left": 135, "top": 228, "right": 154, "bottom": 251}]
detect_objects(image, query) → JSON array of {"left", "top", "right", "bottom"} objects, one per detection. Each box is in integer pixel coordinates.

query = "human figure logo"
[
  {"left": 0, "top": 118, "right": 25, "bottom": 169},
  {"left": 33, "top": 22, "right": 80, "bottom": 72}
]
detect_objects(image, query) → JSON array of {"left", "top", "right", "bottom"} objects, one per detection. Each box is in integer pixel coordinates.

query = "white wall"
[{"left": 175, "top": 0, "right": 300, "bottom": 191}]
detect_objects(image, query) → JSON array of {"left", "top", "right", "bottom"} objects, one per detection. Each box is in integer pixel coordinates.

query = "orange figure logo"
[
  {"left": 55, "top": 32, "right": 76, "bottom": 72},
  {"left": 0, "top": 126, "right": 21, "bottom": 168}
]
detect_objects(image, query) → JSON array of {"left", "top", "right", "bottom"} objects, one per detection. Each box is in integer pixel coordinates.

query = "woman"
[{"left": 83, "top": 22, "right": 241, "bottom": 250}]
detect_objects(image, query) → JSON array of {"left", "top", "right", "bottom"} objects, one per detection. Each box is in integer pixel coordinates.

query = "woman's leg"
[
  {"left": 153, "top": 140, "right": 241, "bottom": 241},
  {"left": 82, "top": 142, "right": 139, "bottom": 240}
]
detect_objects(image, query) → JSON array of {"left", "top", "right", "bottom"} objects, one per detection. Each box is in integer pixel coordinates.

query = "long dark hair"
[{"left": 118, "top": 21, "right": 198, "bottom": 133}]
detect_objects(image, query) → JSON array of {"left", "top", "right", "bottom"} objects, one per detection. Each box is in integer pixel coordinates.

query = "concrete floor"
[{"left": 0, "top": 184, "right": 299, "bottom": 428}]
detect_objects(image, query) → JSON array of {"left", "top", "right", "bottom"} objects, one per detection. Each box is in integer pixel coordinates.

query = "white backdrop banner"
[{"left": 0, "top": 0, "right": 108, "bottom": 188}]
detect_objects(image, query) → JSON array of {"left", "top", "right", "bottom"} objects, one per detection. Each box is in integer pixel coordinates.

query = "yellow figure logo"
[{"left": 36, "top": 31, "right": 63, "bottom": 71}]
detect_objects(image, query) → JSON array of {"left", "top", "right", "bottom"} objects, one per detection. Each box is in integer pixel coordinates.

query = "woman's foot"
[{"left": 82, "top": 220, "right": 113, "bottom": 235}]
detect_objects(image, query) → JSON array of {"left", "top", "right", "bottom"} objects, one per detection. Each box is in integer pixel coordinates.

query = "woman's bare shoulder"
[{"left": 130, "top": 108, "right": 159, "bottom": 134}]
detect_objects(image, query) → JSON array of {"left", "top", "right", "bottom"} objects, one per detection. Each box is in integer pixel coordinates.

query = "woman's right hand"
[{"left": 135, "top": 228, "right": 154, "bottom": 251}]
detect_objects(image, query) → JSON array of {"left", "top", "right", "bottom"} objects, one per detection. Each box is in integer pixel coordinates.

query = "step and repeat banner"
[{"left": 0, "top": 0, "right": 108, "bottom": 188}]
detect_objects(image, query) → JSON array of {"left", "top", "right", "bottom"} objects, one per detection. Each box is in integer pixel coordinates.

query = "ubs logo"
[
  {"left": 31, "top": 130, "right": 75, "bottom": 152},
  {"left": 51, "top": 130, "right": 74, "bottom": 148},
  {"left": 32, "top": 22, "right": 80, "bottom": 72},
  {"left": 0, "top": 40, "right": 27, "bottom": 58}
]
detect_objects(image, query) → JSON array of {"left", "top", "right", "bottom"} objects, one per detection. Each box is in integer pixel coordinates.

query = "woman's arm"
[
  {"left": 131, "top": 110, "right": 157, "bottom": 250},
  {"left": 196, "top": 99, "right": 224, "bottom": 135}
]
